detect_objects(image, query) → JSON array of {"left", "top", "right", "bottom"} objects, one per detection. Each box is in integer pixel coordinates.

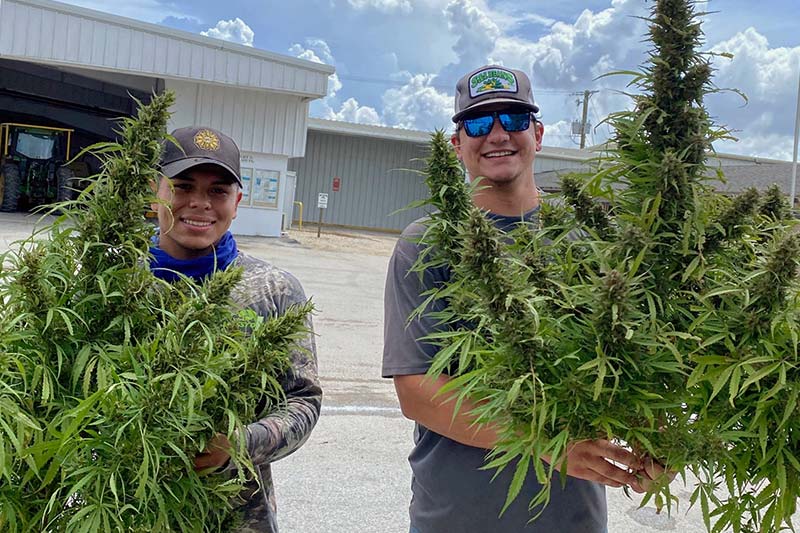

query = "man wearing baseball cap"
[
  {"left": 383, "top": 66, "right": 648, "bottom": 532},
  {"left": 151, "top": 126, "right": 321, "bottom": 533}
]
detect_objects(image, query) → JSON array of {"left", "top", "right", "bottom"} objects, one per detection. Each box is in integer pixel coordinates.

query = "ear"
[
  {"left": 533, "top": 121, "right": 544, "bottom": 152},
  {"left": 451, "top": 131, "right": 463, "bottom": 160},
  {"left": 150, "top": 176, "right": 170, "bottom": 212},
  {"left": 232, "top": 189, "right": 243, "bottom": 219}
]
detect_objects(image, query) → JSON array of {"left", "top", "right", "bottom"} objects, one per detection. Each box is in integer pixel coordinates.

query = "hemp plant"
[
  {"left": 0, "top": 91, "right": 311, "bottom": 532},
  {"left": 413, "top": 1, "right": 800, "bottom": 532}
]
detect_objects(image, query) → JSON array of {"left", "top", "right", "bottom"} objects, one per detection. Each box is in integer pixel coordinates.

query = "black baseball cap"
[
  {"left": 160, "top": 126, "right": 242, "bottom": 186},
  {"left": 452, "top": 65, "right": 539, "bottom": 122}
]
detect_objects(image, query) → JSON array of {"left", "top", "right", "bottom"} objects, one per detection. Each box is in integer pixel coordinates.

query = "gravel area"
[{"left": 284, "top": 226, "right": 399, "bottom": 256}]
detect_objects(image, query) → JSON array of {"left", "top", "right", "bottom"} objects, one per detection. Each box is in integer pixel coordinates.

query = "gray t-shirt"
[{"left": 382, "top": 212, "right": 607, "bottom": 533}]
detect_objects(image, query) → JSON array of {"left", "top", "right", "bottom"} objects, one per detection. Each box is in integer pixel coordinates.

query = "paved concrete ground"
[{"left": 0, "top": 212, "right": 779, "bottom": 533}]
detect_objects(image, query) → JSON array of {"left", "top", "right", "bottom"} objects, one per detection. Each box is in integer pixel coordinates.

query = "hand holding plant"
[{"left": 194, "top": 434, "right": 233, "bottom": 473}]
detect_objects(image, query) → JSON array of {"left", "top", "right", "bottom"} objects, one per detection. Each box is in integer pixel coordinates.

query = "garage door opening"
[{"left": 0, "top": 58, "right": 160, "bottom": 212}]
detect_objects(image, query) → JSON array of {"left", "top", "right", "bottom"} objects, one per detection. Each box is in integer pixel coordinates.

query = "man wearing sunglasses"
[{"left": 383, "top": 65, "right": 647, "bottom": 532}]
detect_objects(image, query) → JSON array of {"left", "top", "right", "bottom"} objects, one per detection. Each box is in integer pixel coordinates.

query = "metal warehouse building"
[
  {"left": 0, "top": 0, "right": 332, "bottom": 236},
  {"left": 289, "top": 119, "right": 592, "bottom": 233},
  {"left": 289, "top": 119, "right": 795, "bottom": 233}
]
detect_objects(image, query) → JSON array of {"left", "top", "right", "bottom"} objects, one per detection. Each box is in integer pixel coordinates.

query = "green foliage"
[
  {"left": 0, "top": 92, "right": 311, "bottom": 531},
  {"left": 414, "top": 2, "right": 800, "bottom": 531}
]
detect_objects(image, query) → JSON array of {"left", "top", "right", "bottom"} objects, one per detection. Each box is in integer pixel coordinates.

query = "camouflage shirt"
[{"left": 226, "top": 252, "right": 321, "bottom": 533}]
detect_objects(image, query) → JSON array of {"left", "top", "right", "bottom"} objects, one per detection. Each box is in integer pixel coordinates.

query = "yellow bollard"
[{"left": 293, "top": 201, "right": 304, "bottom": 229}]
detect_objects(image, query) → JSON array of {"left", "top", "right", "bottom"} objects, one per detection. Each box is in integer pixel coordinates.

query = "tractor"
[{"left": 0, "top": 123, "right": 75, "bottom": 212}]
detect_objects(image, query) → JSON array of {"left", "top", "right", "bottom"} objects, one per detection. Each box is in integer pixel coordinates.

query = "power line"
[
  {"left": 589, "top": 99, "right": 613, "bottom": 139},
  {"left": 336, "top": 73, "right": 581, "bottom": 94}
]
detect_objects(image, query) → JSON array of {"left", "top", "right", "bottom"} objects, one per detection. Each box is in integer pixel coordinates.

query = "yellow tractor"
[{"left": 0, "top": 123, "right": 75, "bottom": 212}]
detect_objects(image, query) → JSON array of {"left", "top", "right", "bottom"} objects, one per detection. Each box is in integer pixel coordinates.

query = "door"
[{"left": 283, "top": 171, "right": 297, "bottom": 231}]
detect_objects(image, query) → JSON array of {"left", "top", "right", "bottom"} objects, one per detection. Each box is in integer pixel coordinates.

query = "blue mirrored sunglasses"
[{"left": 461, "top": 111, "right": 532, "bottom": 137}]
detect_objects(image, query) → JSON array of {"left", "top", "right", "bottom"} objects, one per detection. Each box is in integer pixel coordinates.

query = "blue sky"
[{"left": 62, "top": 0, "right": 799, "bottom": 160}]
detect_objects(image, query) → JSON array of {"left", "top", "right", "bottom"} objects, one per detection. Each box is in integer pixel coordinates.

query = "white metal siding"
[
  {"left": 166, "top": 80, "right": 309, "bottom": 158},
  {"left": 535, "top": 156, "right": 587, "bottom": 173},
  {"left": 1, "top": 0, "right": 330, "bottom": 98}
]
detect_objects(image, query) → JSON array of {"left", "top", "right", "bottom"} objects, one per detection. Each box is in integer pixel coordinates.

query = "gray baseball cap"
[
  {"left": 452, "top": 64, "right": 539, "bottom": 122},
  {"left": 160, "top": 126, "right": 242, "bottom": 186}
]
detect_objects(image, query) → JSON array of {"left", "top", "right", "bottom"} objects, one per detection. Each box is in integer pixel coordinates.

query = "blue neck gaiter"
[{"left": 149, "top": 231, "right": 239, "bottom": 283}]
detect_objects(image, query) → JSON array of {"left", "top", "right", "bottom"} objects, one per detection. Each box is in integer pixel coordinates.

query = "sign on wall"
[
  {"left": 231, "top": 150, "right": 289, "bottom": 238},
  {"left": 251, "top": 169, "right": 280, "bottom": 209},
  {"left": 240, "top": 167, "right": 253, "bottom": 204}
]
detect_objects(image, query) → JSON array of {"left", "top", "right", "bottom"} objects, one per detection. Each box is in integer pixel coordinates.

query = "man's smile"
[
  {"left": 483, "top": 150, "right": 516, "bottom": 158},
  {"left": 180, "top": 217, "right": 215, "bottom": 228}
]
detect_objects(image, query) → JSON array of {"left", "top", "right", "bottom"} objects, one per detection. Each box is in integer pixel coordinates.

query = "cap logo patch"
[
  {"left": 193, "top": 129, "right": 220, "bottom": 152},
  {"left": 469, "top": 68, "right": 518, "bottom": 98}
]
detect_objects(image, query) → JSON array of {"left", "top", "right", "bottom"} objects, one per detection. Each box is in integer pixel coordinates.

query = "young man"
[
  {"left": 383, "top": 65, "right": 648, "bottom": 532},
  {"left": 151, "top": 126, "right": 321, "bottom": 533}
]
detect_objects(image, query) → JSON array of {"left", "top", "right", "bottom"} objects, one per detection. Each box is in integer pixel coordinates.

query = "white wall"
[
  {"left": 231, "top": 151, "right": 288, "bottom": 237},
  {"left": 165, "top": 80, "right": 309, "bottom": 157}
]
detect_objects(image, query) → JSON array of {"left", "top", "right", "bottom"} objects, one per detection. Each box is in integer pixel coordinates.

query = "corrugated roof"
[
  {"left": 707, "top": 163, "right": 796, "bottom": 194},
  {"left": 534, "top": 163, "right": 797, "bottom": 195},
  {"left": 590, "top": 141, "right": 791, "bottom": 166},
  {"left": 0, "top": 0, "right": 334, "bottom": 98},
  {"left": 308, "top": 117, "right": 432, "bottom": 143}
]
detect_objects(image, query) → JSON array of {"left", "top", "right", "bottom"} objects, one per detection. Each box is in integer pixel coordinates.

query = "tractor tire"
[
  {"left": 0, "top": 163, "right": 21, "bottom": 212},
  {"left": 56, "top": 165, "right": 75, "bottom": 203}
]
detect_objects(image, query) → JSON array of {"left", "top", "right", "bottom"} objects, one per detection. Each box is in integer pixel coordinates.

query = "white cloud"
[
  {"left": 347, "top": 0, "right": 412, "bottom": 13},
  {"left": 326, "top": 98, "right": 383, "bottom": 124},
  {"left": 485, "top": 3, "right": 799, "bottom": 160},
  {"left": 382, "top": 73, "right": 452, "bottom": 131},
  {"left": 288, "top": 44, "right": 323, "bottom": 64},
  {"left": 201, "top": 18, "right": 255, "bottom": 47},
  {"left": 376, "top": 0, "right": 645, "bottom": 138},
  {"left": 289, "top": 40, "right": 382, "bottom": 126},
  {"left": 293, "top": 38, "right": 336, "bottom": 65},
  {"left": 288, "top": 42, "right": 342, "bottom": 98},
  {"left": 708, "top": 27, "right": 800, "bottom": 160},
  {"left": 515, "top": 13, "right": 556, "bottom": 28},
  {"left": 483, "top": 2, "right": 555, "bottom": 31},
  {"left": 491, "top": 0, "right": 648, "bottom": 90},
  {"left": 439, "top": 0, "right": 501, "bottom": 78},
  {"left": 710, "top": 27, "right": 800, "bottom": 111},
  {"left": 483, "top": 3, "right": 799, "bottom": 160}
]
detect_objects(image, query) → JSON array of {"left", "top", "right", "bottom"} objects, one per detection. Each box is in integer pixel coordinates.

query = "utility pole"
[
  {"left": 573, "top": 90, "right": 599, "bottom": 149},
  {"left": 791, "top": 64, "right": 800, "bottom": 210}
]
